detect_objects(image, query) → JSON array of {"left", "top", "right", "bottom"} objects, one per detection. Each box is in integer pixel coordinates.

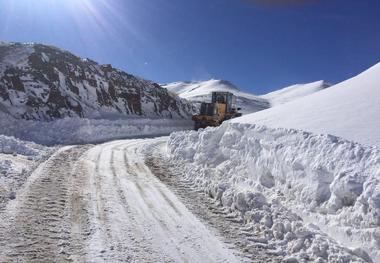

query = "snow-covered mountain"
[
  {"left": 163, "top": 79, "right": 332, "bottom": 114},
  {"left": 0, "top": 42, "right": 194, "bottom": 121},
  {"left": 233, "top": 62, "right": 380, "bottom": 147},
  {"left": 260, "top": 80, "right": 331, "bottom": 106},
  {"left": 163, "top": 79, "right": 270, "bottom": 114}
]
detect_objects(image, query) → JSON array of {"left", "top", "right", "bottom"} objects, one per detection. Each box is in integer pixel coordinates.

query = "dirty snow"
[
  {"left": 168, "top": 123, "right": 379, "bottom": 262},
  {"left": 0, "top": 134, "right": 52, "bottom": 209},
  {"left": 0, "top": 139, "right": 243, "bottom": 262}
]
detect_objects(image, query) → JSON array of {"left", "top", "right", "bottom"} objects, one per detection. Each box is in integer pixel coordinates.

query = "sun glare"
[{"left": 0, "top": 0, "right": 143, "bottom": 51}]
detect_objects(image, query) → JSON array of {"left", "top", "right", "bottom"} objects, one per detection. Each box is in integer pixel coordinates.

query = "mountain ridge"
[
  {"left": 163, "top": 78, "right": 331, "bottom": 114},
  {"left": 0, "top": 42, "right": 195, "bottom": 121}
]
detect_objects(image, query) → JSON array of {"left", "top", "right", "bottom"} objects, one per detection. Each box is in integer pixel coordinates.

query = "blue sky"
[{"left": 0, "top": 0, "right": 379, "bottom": 94}]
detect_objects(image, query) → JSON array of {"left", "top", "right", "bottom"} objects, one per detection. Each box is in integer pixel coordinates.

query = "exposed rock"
[{"left": 0, "top": 42, "right": 195, "bottom": 121}]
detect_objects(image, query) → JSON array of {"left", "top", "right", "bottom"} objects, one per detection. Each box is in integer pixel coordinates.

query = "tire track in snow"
[
  {"left": 87, "top": 141, "right": 164, "bottom": 262},
  {"left": 0, "top": 138, "right": 243, "bottom": 263},
  {"left": 118, "top": 139, "right": 240, "bottom": 263},
  {"left": 0, "top": 146, "right": 91, "bottom": 263},
  {"left": 144, "top": 141, "right": 282, "bottom": 262}
]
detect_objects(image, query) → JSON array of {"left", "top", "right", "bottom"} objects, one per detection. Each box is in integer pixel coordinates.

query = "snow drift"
[
  {"left": 260, "top": 80, "right": 331, "bottom": 106},
  {"left": 168, "top": 123, "right": 380, "bottom": 262},
  {"left": 234, "top": 62, "right": 380, "bottom": 147}
]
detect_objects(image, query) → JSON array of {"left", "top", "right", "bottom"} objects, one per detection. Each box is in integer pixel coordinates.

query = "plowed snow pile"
[
  {"left": 168, "top": 124, "right": 379, "bottom": 262},
  {"left": 0, "top": 135, "right": 51, "bottom": 208},
  {"left": 0, "top": 112, "right": 192, "bottom": 145},
  {"left": 168, "top": 63, "right": 380, "bottom": 262}
]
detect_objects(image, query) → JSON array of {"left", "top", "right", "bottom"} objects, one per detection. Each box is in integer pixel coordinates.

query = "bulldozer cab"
[
  {"left": 200, "top": 103, "right": 218, "bottom": 116},
  {"left": 211, "top": 92, "right": 236, "bottom": 113},
  {"left": 192, "top": 91, "right": 241, "bottom": 130}
]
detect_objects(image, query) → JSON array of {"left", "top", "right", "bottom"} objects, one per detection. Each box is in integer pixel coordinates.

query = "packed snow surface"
[
  {"left": 168, "top": 123, "right": 380, "bottom": 262},
  {"left": 260, "top": 80, "right": 331, "bottom": 106},
  {"left": 163, "top": 79, "right": 270, "bottom": 114},
  {"left": 0, "top": 139, "right": 242, "bottom": 262},
  {"left": 234, "top": 63, "right": 380, "bottom": 147}
]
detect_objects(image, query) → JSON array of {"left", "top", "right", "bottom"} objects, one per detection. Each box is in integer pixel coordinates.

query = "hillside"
[
  {"left": 163, "top": 79, "right": 270, "bottom": 114},
  {"left": 0, "top": 42, "right": 194, "bottom": 121},
  {"left": 260, "top": 80, "right": 331, "bottom": 106},
  {"left": 233, "top": 63, "right": 380, "bottom": 147},
  {"left": 164, "top": 79, "right": 333, "bottom": 115}
]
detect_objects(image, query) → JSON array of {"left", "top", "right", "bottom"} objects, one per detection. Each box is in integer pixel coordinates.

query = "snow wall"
[
  {"left": 168, "top": 122, "right": 380, "bottom": 262},
  {"left": 0, "top": 113, "right": 193, "bottom": 146}
]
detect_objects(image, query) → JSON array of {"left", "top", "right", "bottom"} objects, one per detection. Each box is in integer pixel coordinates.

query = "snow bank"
[
  {"left": 0, "top": 134, "right": 51, "bottom": 209},
  {"left": 168, "top": 123, "right": 380, "bottom": 262},
  {"left": 0, "top": 113, "right": 192, "bottom": 146},
  {"left": 0, "top": 135, "right": 46, "bottom": 156},
  {"left": 234, "top": 62, "right": 380, "bottom": 147}
]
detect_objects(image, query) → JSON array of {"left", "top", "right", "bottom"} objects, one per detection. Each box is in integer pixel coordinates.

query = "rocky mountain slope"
[{"left": 0, "top": 42, "right": 194, "bottom": 121}]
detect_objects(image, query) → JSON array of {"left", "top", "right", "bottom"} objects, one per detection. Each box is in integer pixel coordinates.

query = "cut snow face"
[
  {"left": 233, "top": 63, "right": 380, "bottom": 147},
  {"left": 0, "top": 42, "right": 195, "bottom": 121},
  {"left": 0, "top": 112, "right": 193, "bottom": 146},
  {"left": 163, "top": 79, "right": 270, "bottom": 114},
  {"left": 260, "top": 80, "right": 331, "bottom": 106},
  {"left": 168, "top": 123, "right": 380, "bottom": 262}
]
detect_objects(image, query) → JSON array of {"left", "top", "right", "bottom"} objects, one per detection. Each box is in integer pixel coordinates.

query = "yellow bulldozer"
[{"left": 192, "top": 91, "right": 242, "bottom": 130}]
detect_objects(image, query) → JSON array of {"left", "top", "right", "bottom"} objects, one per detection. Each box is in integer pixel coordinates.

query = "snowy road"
[{"left": 0, "top": 138, "right": 241, "bottom": 262}]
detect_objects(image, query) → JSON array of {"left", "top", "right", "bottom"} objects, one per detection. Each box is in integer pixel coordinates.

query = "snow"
[
  {"left": 233, "top": 62, "right": 380, "bottom": 147},
  {"left": 0, "top": 112, "right": 192, "bottom": 146},
  {"left": 82, "top": 139, "right": 242, "bottom": 262},
  {"left": 0, "top": 134, "right": 51, "bottom": 209},
  {"left": 163, "top": 79, "right": 270, "bottom": 114},
  {"left": 0, "top": 42, "right": 195, "bottom": 121},
  {"left": 167, "top": 122, "right": 379, "bottom": 262},
  {"left": 0, "top": 42, "right": 34, "bottom": 76},
  {"left": 164, "top": 79, "right": 332, "bottom": 115},
  {"left": 0, "top": 138, "right": 243, "bottom": 262},
  {"left": 166, "top": 63, "right": 380, "bottom": 261},
  {"left": 164, "top": 79, "right": 241, "bottom": 99},
  {"left": 260, "top": 80, "right": 331, "bottom": 106}
]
